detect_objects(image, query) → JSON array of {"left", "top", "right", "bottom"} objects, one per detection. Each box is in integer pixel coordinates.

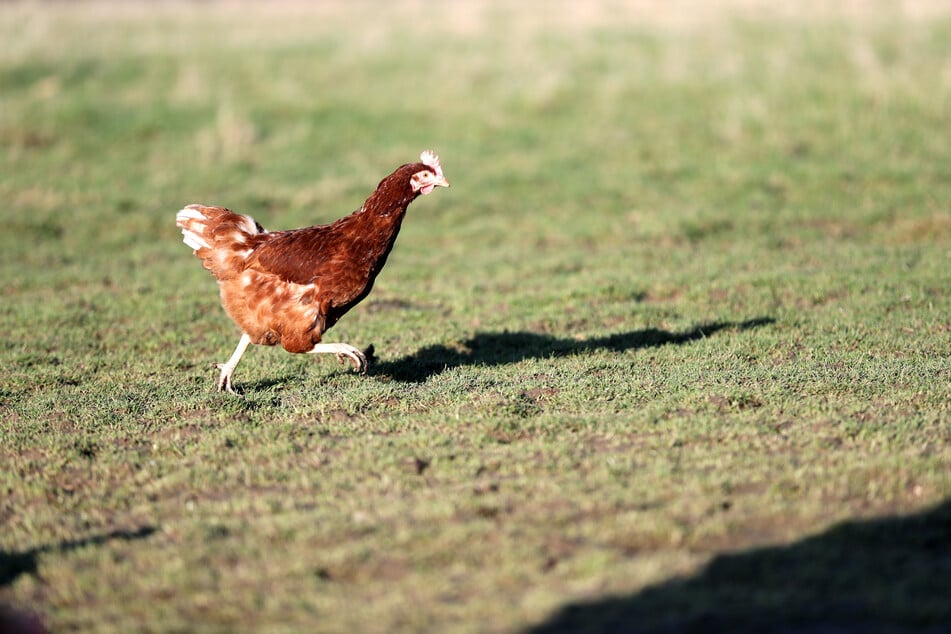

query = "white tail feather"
[
  {"left": 176, "top": 207, "right": 206, "bottom": 222},
  {"left": 182, "top": 232, "right": 209, "bottom": 251},
  {"left": 176, "top": 206, "right": 211, "bottom": 250}
]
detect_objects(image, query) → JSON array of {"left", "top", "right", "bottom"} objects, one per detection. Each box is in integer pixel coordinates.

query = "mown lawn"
[{"left": 1, "top": 2, "right": 949, "bottom": 632}]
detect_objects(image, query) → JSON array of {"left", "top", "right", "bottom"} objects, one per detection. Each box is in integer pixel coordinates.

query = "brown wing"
[
  {"left": 248, "top": 215, "right": 392, "bottom": 328},
  {"left": 246, "top": 225, "right": 339, "bottom": 286},
  {"left": 246, "top": 219, "right": 376, "bottom": 312}
]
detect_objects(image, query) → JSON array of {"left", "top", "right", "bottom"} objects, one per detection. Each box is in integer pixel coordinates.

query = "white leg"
[
  {"left": 308, "top": 342, "right": 368, "bottom": 374},
  {"left": 216, "top": 333, "right": 252, "bottom": 394}
]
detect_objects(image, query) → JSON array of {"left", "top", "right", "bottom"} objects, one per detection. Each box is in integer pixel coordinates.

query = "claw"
[
  {"left": 212, "top": 333, "right": 251, "bottom": 396},
  {"left": 344, "top": 349, "right": 367, "bottom": 374},
  {"left": 331, "top": 348, "right": 366, "bottom": 373},
  {"left": 308, "top": 342, "right": 368, "bottom": 375},
  {"left": 215, "top": 363, "right": 239, "bottom": 395}
]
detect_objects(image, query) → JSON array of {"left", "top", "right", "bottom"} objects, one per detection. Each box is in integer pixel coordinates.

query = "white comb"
[{"left": 420, "top": 150, "right": 443, "bottom": 178}]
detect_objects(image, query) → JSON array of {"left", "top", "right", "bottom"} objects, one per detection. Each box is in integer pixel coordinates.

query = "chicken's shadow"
[{"left": 369, "top": 317, "right": 774, "bottom": 383}]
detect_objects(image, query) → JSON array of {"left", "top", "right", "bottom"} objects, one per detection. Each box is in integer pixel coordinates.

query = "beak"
[{"left": 435, "top": 174, "right": 450, "bottom": 188}]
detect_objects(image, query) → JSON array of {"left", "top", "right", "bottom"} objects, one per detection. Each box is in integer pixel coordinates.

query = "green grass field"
[{"left": 1, "top": 2, "right": 949, "bottom": 632}]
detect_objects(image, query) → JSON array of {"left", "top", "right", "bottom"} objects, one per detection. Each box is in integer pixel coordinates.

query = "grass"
[{"left": 1, "top": 1, "right": 950, "bottom": 632}]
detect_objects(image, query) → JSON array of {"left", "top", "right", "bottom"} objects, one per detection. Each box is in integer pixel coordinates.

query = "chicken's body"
[{"left": 176, "top": 151, "right": 449, "bottom": 393}]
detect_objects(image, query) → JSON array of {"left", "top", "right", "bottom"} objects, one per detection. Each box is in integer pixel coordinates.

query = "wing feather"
[{"left": 247, "top": 225, "right": 339, "bottom": 285}]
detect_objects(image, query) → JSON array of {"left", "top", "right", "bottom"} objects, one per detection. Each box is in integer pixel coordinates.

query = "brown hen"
[{"left": 176, "top": 151, "right": 449, "bottom": 393}]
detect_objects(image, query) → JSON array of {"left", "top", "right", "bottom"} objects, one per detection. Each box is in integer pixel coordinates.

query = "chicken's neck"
[
  {"left": 336, "top": 179, "right": 419, "bottom": 275},
  {"left": 360, "top": 172, "right": 419, "bottom": 220}
]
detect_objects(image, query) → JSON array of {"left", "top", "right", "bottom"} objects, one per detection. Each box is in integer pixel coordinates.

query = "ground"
[{"left": 1, "top": 1, "right": 949, "bottom": 632}]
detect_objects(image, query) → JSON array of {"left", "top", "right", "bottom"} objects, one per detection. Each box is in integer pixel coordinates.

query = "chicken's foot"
[
  {"left": 308, "top": 342, "right": 368, "bottom": 374},
  {"left": 216, "top": 333, "right": 252, "bottom": 395}
]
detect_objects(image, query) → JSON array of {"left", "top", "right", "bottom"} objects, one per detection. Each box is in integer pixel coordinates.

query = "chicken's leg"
[
  {"left": 217, "top": 333, "right": 252, "bottom": 394},
  {"left": 308, "top": 342, "right": 368, "bottom": 374}
]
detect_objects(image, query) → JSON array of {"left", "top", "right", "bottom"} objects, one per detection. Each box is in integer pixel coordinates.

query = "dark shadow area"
[
  {"left": 370, "top": 317, "right": 775, "bottom": 383},
  {"left": 243, "top": 375, "right": 301, "bottom": 392},
  {"left": 233, "top": 375, "right": 300, "bottom": 402},
  {"left": 0, "top": 525, "right": 156, "bottom": 588},
  {"left": 527, "top": 500, "right": 951, "bottom": 634}
]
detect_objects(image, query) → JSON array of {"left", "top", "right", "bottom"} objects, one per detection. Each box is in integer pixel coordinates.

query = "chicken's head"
[{"left": 410, "top": 150, "right": 450, "bottom": 195}]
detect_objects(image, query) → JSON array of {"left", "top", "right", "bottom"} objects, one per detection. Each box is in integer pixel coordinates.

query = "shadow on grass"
[
  {"left": 526, "top": 499, "right": 951, "bottom": 634},
  {"left": 0, "top": 526, "right": 156, "bottom": 588},
  {"left": 370, "top": 317, "right": 775, "bottom": 383}
]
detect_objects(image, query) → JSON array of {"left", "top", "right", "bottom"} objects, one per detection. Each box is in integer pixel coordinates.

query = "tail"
[{"left": 175, "top": 204, "right": 266, "bottom": 280}]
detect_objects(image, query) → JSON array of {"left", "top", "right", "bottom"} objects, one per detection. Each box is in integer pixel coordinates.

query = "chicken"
[{"left": 175, "top": 150, "right": 449, "bottom": 394}]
